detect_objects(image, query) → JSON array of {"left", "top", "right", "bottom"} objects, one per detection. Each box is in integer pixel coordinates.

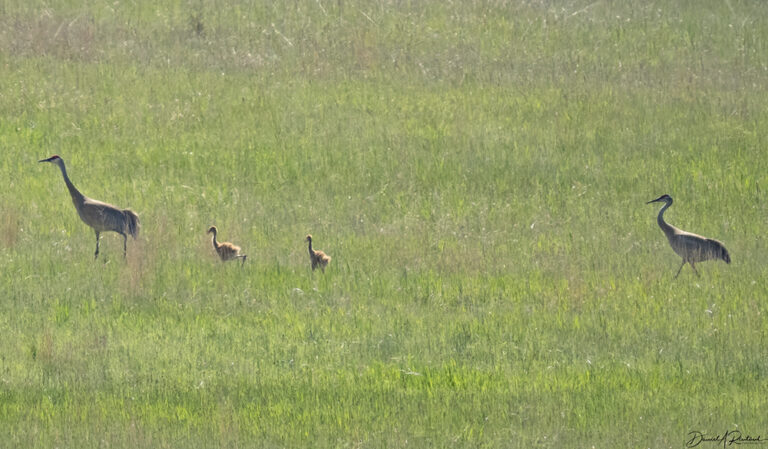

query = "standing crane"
[
  {"left": 207, "top": 226, "right": 247, "bottom": 265},
  {"left": 647, "top": 194, "right": 730, "bottom": 278},
  {"left": 306, "top": 234, "right": 331, "bottom": 272},
  {"left": 39, "top": 155, "right": 140, "bottom": 259}
]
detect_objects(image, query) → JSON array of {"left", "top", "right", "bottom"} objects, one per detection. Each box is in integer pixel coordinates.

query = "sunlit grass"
[{"left": 1, "top": 0, "right": 767, "bottom": 447}]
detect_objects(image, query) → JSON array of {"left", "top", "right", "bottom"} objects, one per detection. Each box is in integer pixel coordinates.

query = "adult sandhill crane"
[
  {"left": 207, "top": 226, "right": 247, "bottom": 266},
  {"left": 39, "top": 155, "right": 140, "bottom": 259},
  {"left": 647, "top": 194, "right": 730, "bottom": 278},
  {"left": 306, "top": 234, "right": 331, "bottom": 272}
]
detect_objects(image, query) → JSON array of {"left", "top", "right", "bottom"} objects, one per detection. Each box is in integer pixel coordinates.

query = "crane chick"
[
  {"left": 647, "top": 194, "right": 730, "bottom": 278},
  {"left": 39, "top": 155, "right": 140, "bottom": 259},
  {"left": 306, "top": 234, "right": 331, "bottom": 272},
  {"left": 207, "top": 226, "right": 247, "bottom": 266}
]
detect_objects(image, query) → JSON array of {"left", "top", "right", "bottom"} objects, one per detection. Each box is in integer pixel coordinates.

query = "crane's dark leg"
[
  {"left": 94, "top": 231, "right": 100, "bottom": 259},
  {"left": 674, "top": 260, "right": 686, "bottom": 279},
  {"left": 690, "top": 262, "right": 700, "bottom": 277},
  {"left": 122, "top": 232, "right": 128, "bottom": 259},
  {"left": 239, "top": 255, "right": 247, "bottom": 266}
]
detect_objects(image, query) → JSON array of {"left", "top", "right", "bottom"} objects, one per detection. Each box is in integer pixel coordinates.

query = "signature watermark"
[{"left": 686, "top": 430, "right": 764, "bottom": 448}]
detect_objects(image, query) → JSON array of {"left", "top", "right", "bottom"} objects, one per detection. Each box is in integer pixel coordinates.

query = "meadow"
[{"left": 1, "top": 0, "right": 768, "bottom": 447}]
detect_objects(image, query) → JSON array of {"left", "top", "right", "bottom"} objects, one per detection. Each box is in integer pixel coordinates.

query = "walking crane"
[
  {"left": 207, "top": 226, "right": 247, "bottom": 265},
  {"left": 306, "top": 234, "right": 331, "bottom": 272},
  {"left": 647, "top": 194, "right": 730, "bottom": 278},
  {"left": 39, "top": 155, "right": 140, "bottom": 259}
]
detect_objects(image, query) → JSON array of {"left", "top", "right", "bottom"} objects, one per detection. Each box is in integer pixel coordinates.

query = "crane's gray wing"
[
  {"left": 80, "top": 199, "right": 127, "bottom": 233},
  {"left": 704, "top": 238, "right": 731, "bottom": 264},
  {"left": 673, "top": 233, "right": 730, "bottom": 263}
]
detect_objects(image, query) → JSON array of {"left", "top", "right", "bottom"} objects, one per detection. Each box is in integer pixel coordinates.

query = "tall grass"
[{"left": 1, "top": 0, "right": 767, "bottom": 447}]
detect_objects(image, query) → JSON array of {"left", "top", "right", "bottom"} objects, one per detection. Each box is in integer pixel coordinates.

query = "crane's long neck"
[
  {"left": 656, "top": 201, "right": 676, "bottom": 238},
  {"left": 55, "top": 160, "right": 85, "bottom": 205},
  {"left": 307, "top": 239, "right": 314, "bottom": 255},
  {"left": 211, "top": 231, "right": 219, "bottom": 249}
]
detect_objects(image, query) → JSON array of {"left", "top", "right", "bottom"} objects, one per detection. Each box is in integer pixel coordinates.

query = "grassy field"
[{"left": 1, "top": 0, "right": 768, "bottom": 447}]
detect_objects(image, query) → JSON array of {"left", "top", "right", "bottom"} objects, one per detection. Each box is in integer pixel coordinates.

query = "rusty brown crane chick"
[
  {"left": 39, "top": 155, "right": 140, "bottom": 259},
  {"left": 647, "top": 194, "right": 730, "bottom": 278},
  {"left": 306, "top": 234, "right": 331, "bottom": 272},
  {"left": 207, "top": 226, "right": 247, "bottom": 266}
]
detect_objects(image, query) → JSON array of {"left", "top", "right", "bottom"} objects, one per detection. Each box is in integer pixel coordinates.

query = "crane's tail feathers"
[
  {"left": 722, "top": 248, "right": 731, "bottom": 264},
  {"left": 123, "top": 209, "right": 140, "bottom": 239},
  {"left": 707, "top": 238, "right": 730, "bottom": 264}
]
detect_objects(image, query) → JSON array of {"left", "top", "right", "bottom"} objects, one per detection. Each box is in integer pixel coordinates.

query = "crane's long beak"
[
  {"left": 646, "top": 195, "right": 666, "bottom": 204},
  {"left": 38, "top": 157, "right": 54, "bottom": 163}
]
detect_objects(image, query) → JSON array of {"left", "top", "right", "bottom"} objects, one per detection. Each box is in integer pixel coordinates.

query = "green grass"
[{"left": 1, "top": 0, "right": 768, "bottom": 447}]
